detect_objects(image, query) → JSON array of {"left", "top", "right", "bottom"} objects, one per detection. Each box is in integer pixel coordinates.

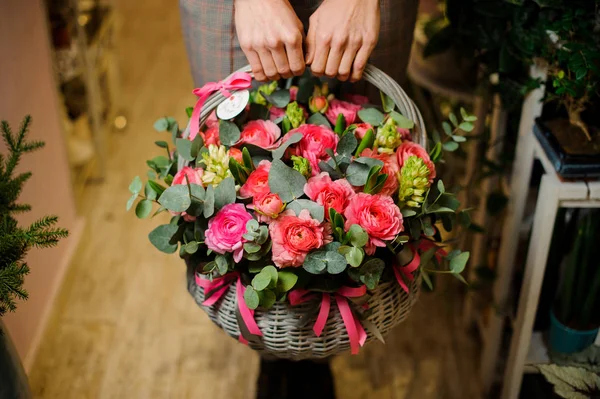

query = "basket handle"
[{"left": 179, "top": 64, "right": 427, "bottom": 169}]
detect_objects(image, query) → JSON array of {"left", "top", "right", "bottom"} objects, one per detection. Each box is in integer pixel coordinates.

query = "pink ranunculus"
[
  {"left": 269, "top": 106, "right": 286, "bottom": 122},
  {"left": 283, "top": 124, "right": 339, "bottom": 174},
  {"left": 344, "top": 193, "right": 403, "bottom": 255},
  {"left": 172, "top": 166, "right": 204, "bottom": 186},
  {"left": 249, "top": 192, "right": 285, "bottom": 221},
  {"left": 325, "top": 99, "right": 362, "bottom": 125},
  {"left": 228, "top": 147, "right": 243, "bottom": 164},
  {"left": 304, "top": 172, "right": 355, "bottom": 216},
  {"left": 344, "top": 94, "right": 369, "bottom": 105},
  {"left": 398, "top": 128, "right": 412, "bottom": 142},
  {"left": 359, "top": 149, "right": 400, "bottom": 196},
  {"left": 237, "top": 120, "right": 281, "bottom": 150},
  {"left": 289, "top": 86, "right": 298, "bottom": 101},
  {"left": 239, "top": 160, "right": 271, "bottom": 198},
  {"left": 354, "top": 123, "right": 374, "bottom": 139},
  {"left": 199, "top": 125, "right": 221, "bottom": 146},
  {"left": 269, "top": 209, "right": 333, "bottom": 268},
  {"left": 206, "top": 111, "right": 219, "bottom": 128},
  {"left": 205, "top": 203, "right": 253, "bottom": 263},
  {"left": 396, "top": 142, "right": 436, "bottom": 182}
]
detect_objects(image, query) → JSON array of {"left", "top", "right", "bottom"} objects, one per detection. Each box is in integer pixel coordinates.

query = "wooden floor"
[{"left": 29, "top": 1, "right": 482, "bottom": 398}]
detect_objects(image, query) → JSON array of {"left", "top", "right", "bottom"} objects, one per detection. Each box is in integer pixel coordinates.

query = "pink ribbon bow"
[
  {"left": 393, "top": 239, "right": 448, "bottom": 293},
  {"left": 189, "top": 72, "right": 253, "bottom": 140},
  {"left": 289, "top": 286, "right": 368, "bottom": 355},
  {"left": 195, "top": 271, "right": 262, "bottom": 344}
]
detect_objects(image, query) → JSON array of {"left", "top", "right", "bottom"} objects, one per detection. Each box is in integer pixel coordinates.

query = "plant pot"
[
  {"left": 534, "top": 119, "right": 600, "bottom": 178},
  {"left": 0, "top": 320, "right": 32, "bottom": 399},
  {"left": 549, "top": 310, "right": 599, "bottom": 354}
]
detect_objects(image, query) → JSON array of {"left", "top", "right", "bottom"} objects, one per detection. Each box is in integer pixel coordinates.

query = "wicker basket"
[{"left": 181, "top": 64, "right": 427, "bottom": 360}]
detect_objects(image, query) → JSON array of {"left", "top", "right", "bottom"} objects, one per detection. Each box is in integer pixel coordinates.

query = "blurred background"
[{"left": 1, "top": 1, "right": 600, "bottom": 398}]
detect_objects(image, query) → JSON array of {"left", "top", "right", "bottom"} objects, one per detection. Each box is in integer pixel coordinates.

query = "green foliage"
[
  {"left": 538, "top": 364, "right": 600, "bottom": 399},
  {"left": 0, "top": 116, "right": 68, "bottom": 316}
]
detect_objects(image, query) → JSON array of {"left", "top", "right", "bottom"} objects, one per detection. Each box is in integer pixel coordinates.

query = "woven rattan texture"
[
  {"left": 187, "top": 268, "right": 421, "bottom": 360},
  {"left": 180, "top": 64, "right": 426, "bottom": 359}
]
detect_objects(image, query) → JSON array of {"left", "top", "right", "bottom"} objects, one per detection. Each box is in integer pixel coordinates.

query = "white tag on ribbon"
[{"left": 216, "top": 89, "right": 250, "bottom": 120}]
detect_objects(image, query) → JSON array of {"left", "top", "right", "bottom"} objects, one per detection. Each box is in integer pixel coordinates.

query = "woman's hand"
[
  {"left": 305, "top": 0, "right": 380, "bottom": 82},
  {"left": 235, "top": 0, "right": 305, "bottom": 81}
]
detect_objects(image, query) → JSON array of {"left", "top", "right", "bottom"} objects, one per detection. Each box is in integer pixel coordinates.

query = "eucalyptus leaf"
[
  {"left": 272, "top": 132, "right": 303, "bottom": 159},
  {"left": 346, "top": 157, "right": 383, "bottom": 186},
  {"left": 348, "top": 224, "right": 368, "bottom": 247},
  {"left": 380, "top": 91, "right": 395, "bottom": 113},
  {"left": 184, "top": 241, "right": 199, "bottom": 254},
  {"left": 277, "top": 271, "right": 298, "bottom": 292},
  {"left": 443, "top": 141, "right": 459, "bottom": 152},
  {"left": 259, "top": 289, "right": 277, "bottom": 308},
  {"left": 126, "top": 193, "right": 137, "bottom": 212},
  {"left": 215, "top": 255, "right": 229, "bottom": 275},
  {"left": 214, "top": 177, "right": 236, "bottom": 209},
  {"left": 287, "top": 199, "right": 325, "bottom": 222},
  {"left": 390, "top": 111, "right": 415, "bottom": 129},
  {"left": 262, "top": 90, "right": 291, "bottom": 108},
  {"left": 219, "top": 120, "right": 241, "bottom": 146},
  {"left": 252, "top": 271, "right": 272, "bottom": 291},
  {"left": 244, "top": 286, "right": 260, "bottom": 309},
  {"left": 158, "top": 185, "right": 191, "bottom": 212},
  {"left": 148, "top": 224, "right": 179, "bottom": 253},
  {"left": 307, "top": 113, "right": 332, "bottom": 128},
  {"left": 359, "top": 258, "right": 385, "bottom": 289},
  {"left": 203, "top": 184, "right": 215, "bottom": 218},
  {"left": 153, "top": 118, "right": 169, "bottom": 132},
  {"left": 268, "top": 159, "right": 307, "bottom": 203},
  {"left": 135, "top": 199, "right": 153, "bottom": 219},
  {"left": 449, "top": 251, "right": 470, "bottom": 274},
  {"left": 345, "top": 246, "right": 364, "bottom": 267},
  {"left": 129, "top": 176, "right": 143, "bottom": 194},
  {"left": 357, "top": 108, "right": 385, "bottom": 126},
  {"left": 336, "top": 131, "right": 358, "bottom": 158},
  {"left": 176, "top": 138, "right": 194, "bottom": 161}
]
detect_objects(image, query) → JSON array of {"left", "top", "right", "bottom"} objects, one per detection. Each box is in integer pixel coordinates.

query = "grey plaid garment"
[{"left": 179, "top": 0, "right": 418, "bottom": 88}]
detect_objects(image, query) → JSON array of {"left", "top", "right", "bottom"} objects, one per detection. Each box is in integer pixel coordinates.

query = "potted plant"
[
  {"left": 533, "top": 1, "right": 600, "bottom": 178},
  {"left": 0, "top": 116, "right": 68, "bottom": 398},
  {"left": 550, "top": 210, "right": 600, "bottom": 354}
]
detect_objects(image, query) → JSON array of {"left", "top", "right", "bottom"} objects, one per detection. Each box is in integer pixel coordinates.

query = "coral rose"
[
  {"left": 172, "top": 166, "right": 204, "bottom": 186},
  {"left": 200, "top": 125, "right": 221, "bottom": 146},
  {"left": 228, "top": 147, "right": 243, "bottom": 164},
  {"left": 304, "top": 172, "right": 355, "bottom": 216},
  {"left": 237, "top": 120, "right": 281, "bottom": 150},
  {"left": 283, "top": 124, "right": 338, "bottom": 174},
  {"left": 359, "top": 149, "right": 400, "bottom": 196},
  {"left": 344, "top": 193, "right": 403, "bottom": 255},
  {"left": 269, "top": 209, "right": 332, "bottom": 268},
  {"left": 205, "top": 203, "right": 253, "bottom": 263},
  {"left": 325, "top": 99, "right": 362, "bottom": 125},
  {"left": 396, "top": 142, "right": 436, "bottom": 182},
  {"left": 239, "top": 160, "right": 271, "bottom": 198},
  {"left": 249, "top": 192, "right": 285, "bottom": 222},
  {"left": 354, "top": 123, "right": 373, "bottom": 139}
]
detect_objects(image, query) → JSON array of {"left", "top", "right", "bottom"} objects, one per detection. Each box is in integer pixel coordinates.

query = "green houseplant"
[
  {"left": 551, "top": 211, "right": 600, "bottom": 354},
  {"left": 0, "top": 116, "right": 69, "bottom": 398},
  {"left": 533, "top": 0, "right": 600, "bottom": 178}
]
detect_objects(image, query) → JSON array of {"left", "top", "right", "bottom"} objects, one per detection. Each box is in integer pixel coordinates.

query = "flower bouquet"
[{"left": 127, "top": 64, "right": 475, "bottom": 360}]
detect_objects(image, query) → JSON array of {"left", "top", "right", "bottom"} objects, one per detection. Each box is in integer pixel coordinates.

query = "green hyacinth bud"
[
  {"left": 201, "top": 144, "right": 233, "bottom": 186},
  {"left": 291, "top": 155, "right": 312, "bottom": 178},
  {"left": 254, "top": 81, "right": 278, "bottom": 106},
  {"left": 375, "top": 117, "right": 403, "bottom": 153},
  {"left": 285, "top": 101, "right": 305, "bottom": 128},
  {"left": 398, "top": 155, "right": 431, "bottom": 208}
]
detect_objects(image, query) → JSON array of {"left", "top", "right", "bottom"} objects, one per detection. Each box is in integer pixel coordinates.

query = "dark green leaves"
[
  {"left": 357, "top": 108, "right": 385, "bottom": 126},
  {"left": 346, "top": 157, "right": 384, "bottom": 186},
  {"left": 268, "top": 159, "right": 307, "bottom": 203},
  {"left": 219, "top": 120, "right": 241, "bottom": 146},
  {"left": 262, "top": 90, "right": 290, "bottom": 108},
  {"left": 336, "top": 131, "right": 357, "bottom": 158},
  {"left": 148, "top": 224, "right": 179, "bottom": 253}
]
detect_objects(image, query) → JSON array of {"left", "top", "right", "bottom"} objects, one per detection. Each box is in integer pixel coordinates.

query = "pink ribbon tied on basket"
[
  {"left": 189, "top": 72, "right": 253, "bottom": 140},
  {"left": 289, "top": 286, "right": 368, "bottom": 355},
  {"left": 393, "top": 239, "right": 448, "bottom": 294},
  {"left": 195, "top": 271, "right": 262, "bottom": 344}
]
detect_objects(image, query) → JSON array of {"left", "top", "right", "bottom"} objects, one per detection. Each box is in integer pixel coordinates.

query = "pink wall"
[{"left": 0, "top": 0, "right": 82, "bottom": 369}]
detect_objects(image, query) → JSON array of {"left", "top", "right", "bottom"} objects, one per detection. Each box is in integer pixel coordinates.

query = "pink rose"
[
  {"left": 172, "top": 166, "right": 204, "bottom": 186},
  {"left": 249, "top": 192, "right": 285, "bottom": 221},
  {"left": 198, "top": 125, "right": 220, "bottom": 146},
  {"left": 325, "top": 99, "right": 362, "bottom": 125},
  {"left": 396, "top": 142, "right": 436, "bottom": 182},
  {"left": 344, "top": 94, "right": 369, "bottom": 105},
  {"left": 269, "top": 210, "right": 333, "bottom": 268},
  {"left": 304, "top": 172, "right": 355, "bottom": 216},
  {"left": 237, "top": 120, "right": 281, "bottom": 150},
  {"left": 398, "top": 128, "right": 412, "bottom": 142},
  {"left": 354, "top": 123, "right": 374, "bottom": 139},
  {"left": 344, "top": 193, "right": 403, "bottom": 255},
  {"left": 206, "top": 111, "right": 219, "bottom": 128},
  {"left": 359, "top": 149, "right": 400, "bottom": 196},
  {"left": 283, "top": 124, "right": 338, "bottom": 174},
  {"left": 269, "top": 107, "right": 286, "bottom": 122},
  {"left": 289, "top": 86, "right": 298, "bottom": 101},
  {"left": 228, "top": 147, "right": 243, "bottom": 164},
  {"left": 239, "top": 160, "right": 271, "bottom": 198},
  {"left": 205, "top": 203, "right": 253, "bottom": 263}
]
